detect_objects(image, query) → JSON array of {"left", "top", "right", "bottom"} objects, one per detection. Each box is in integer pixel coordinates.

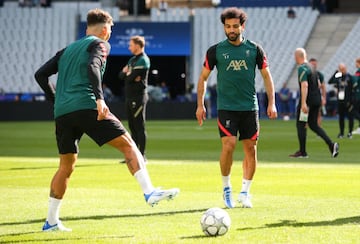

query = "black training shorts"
[
  {"left": 217, "top": 110, "right": 259, "bottom": 140},
  {"left": 55, "top": 109, "right": 126, "bottom": 154}
]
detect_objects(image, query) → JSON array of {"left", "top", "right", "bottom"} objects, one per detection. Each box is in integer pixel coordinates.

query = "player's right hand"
[
  {"left": 301, "top": 103, "right": 308, "bottom": 114},
  {"left": 96, "top": 99, "right": 109, "bottom": 121},
  {"left": 196, "top": 106, "right": 207, "bottom": 126}
]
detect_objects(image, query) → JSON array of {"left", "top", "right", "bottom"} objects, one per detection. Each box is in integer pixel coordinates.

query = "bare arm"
[
  {"left": 196, "top": 67, "right": 211, "bottom": 126},
  {"left": 300, "top": 81, "right": 309, "bottom": 113},
  {"left": 260, "top": 67, "right": 278, "bottom": 119}
]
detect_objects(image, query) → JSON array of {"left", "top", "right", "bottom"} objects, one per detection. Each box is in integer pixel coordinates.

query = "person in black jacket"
[
  {"left": 119, "top": 36, "right": 150, "bottom": 162},
  {"left": 329, "top": 63, "right": 354, "bottom": 138}
]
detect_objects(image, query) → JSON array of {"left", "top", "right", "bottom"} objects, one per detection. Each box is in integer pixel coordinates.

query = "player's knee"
[
  {"left": 308, "top": 121, "right": 318, "bottom": 131},
  {"left": 59, "top": 164, "right": 75, "bottom": 177},
  {"left": 222, "top": 139, "right": 236, "bottom": 152}
]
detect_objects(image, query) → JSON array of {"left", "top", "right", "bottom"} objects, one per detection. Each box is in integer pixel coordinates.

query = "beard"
[{"left": 226, "top": 32, "right": 240, "bottom": 42}]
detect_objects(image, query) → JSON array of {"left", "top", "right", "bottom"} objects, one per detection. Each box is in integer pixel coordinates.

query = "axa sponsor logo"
[{"left": 226, "top": 60, "right": 248, "bottom": 71}]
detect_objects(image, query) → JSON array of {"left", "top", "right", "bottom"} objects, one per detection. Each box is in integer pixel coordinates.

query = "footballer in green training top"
[
  {"left": 196, "top": 7, "right": 277, "bottom": 209},
  {"left": 35, "top": 8, "right": 179, "bottom": 232}
]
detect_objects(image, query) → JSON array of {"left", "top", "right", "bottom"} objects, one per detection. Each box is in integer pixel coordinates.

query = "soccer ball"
[{"left": 200, "top": 207, "right": 231, "bottom": 236}]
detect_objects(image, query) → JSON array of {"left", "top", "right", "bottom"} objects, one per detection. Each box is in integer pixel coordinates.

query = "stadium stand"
[
  {"left": 285, "top": 14, "right": 360, "bottom": 91},
  {"left": 150, "top": 7, "right": 190, "bottom": 22},
  {"left": 0, "top": 1, "right": 357, "bottom": 99},
  {"left": 151, "top": 6, "right": 319, "bottom": 92},
  {"left": 321, "top": 18, "right": 360, "bottom": 84},
  {"left": 0, "top": 1, "right": 119, "bottom": 95},
  {"left": 148, "top": 0, "right": 213, "bottom": 8}
]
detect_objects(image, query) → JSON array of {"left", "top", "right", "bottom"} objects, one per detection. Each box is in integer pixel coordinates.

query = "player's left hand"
[
  {"left": 96, "top": 99, "right": 109, "bottom": 121},
  {"left": 196, "top": 106, "right": 207, "bottom": 126},
  {"left": 267, "top": 104, "right": 278, "bottom": 119}
]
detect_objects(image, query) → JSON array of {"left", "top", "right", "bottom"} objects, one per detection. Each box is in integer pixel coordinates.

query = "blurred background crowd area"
[{"left": 0, "top": 0, "right": 359, "bottom": 119}]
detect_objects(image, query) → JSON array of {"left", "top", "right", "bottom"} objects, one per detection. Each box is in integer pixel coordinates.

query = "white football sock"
[
  {"left": 241, "top": 179, "right": 252, "bottom": 193},
  {"left": 134, "top": 168, "right": 155, "bottom": 195},
  {"left": 222, "top": 175, "right": 231, "bottom": 188},
  {"left": 47, "top": 197, "right": 61, "bottom": 225}
]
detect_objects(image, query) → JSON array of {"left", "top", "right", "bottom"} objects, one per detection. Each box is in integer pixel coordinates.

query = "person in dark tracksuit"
[
  {"left": 329, "top": 63, "right": 354, "bottom": 138},
  {"left": 290, "top": 48, "right": 339, "bottom": 158},
  {"left": 119, "top": 36, "right": 150, "bottom": 163}
]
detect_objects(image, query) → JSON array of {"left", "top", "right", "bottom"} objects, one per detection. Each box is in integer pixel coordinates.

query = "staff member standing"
[
  {"left": 329, "top": 63, "right": 354, "bottom": 138},
  {"left": 119, "top": 36, "right": 150, "bottom": 162}
]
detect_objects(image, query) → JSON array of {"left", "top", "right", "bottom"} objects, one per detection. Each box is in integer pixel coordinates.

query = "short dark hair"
[
  {"left": 131, "top": 36, "right": 145, "bottom": 48},
  {"left": 220, "top": 7, "right": 247, "bottom": 25},
  {"left": 309, "top": 58, "right": 317, "bottom": 62},
  {"left": 87, "top": 8, "right": 113, "bottom": 26}
]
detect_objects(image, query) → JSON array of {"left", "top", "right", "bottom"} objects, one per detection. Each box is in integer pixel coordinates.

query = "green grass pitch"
[{"left": 0, "top": 119, "right": 359, "bottom": 243}]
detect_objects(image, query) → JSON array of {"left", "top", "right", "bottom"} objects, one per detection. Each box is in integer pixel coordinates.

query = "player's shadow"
[
  {"left": 6, "top": 163, "right": 111, "bottom": 171},
  {"left": 237, "top": 215, "right": 360, "bottom": 231},
  {"left": 0, "top": 233, "right": 134, "bottom": 244},
  {"left": 180, "top": 234, "right": 222, "bottom": 240},
  {"left": 0, "top": 208, "right": 208, "bottom": 240},
  {"left": 0, "top": 208, "right": 208, "bottom": 228}
]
